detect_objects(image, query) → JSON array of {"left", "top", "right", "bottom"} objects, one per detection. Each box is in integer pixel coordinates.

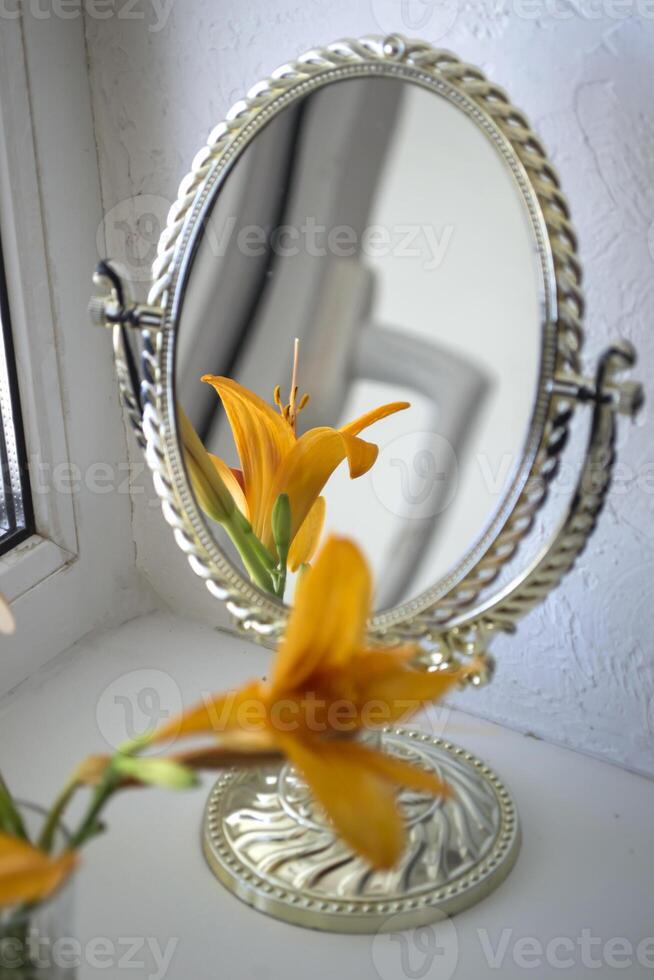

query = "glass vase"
[{"left": 0, "top": 803, "right": 76, "bottom": 979}]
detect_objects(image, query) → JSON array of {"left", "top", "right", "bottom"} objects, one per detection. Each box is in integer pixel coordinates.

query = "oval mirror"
[
  {"left": 90, "top": 36, "right": 628, "bottom": 647},
  {"left": 173, "top": 65, "right": 556, "bottom": 621}
]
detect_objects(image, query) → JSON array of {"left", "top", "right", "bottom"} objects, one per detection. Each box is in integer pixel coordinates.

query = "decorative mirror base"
[{"left": 202, "top": 727, "right": 520, "bottom": 933}]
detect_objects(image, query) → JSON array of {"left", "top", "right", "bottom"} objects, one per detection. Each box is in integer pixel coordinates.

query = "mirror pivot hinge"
[
  {"left": 89, "top": 260, "right": 164, "bottom": 331},
  {"left": 550, "top": 372, "right": 598, "bottom": 404},
  {"left": 552, "top": 342, "right": 643, "bottom": 419}
]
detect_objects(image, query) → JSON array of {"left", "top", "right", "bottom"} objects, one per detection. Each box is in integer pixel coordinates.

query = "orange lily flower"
[
  {"left": 0, "top": 834, "right": 76, "bottom": 908},
  {"left": 200, "top": 376, "right": 409, "bottom": 571},
  {"left": 152, "top": 536, "right": 462, "bottom": 869}
]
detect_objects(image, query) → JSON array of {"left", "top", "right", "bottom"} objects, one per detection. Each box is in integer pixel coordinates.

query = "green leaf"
[
  {"left": 271, "top": 493, "right": 291, "bottom": 568},
  {"left": 112, "top": 755, "right": 199, "bottom": 791},
  {"left": 74, "top": 819, "right": 107, "bottom": 847},
  {"left": 178, "top": 406, "right": 236, "bottom": 523},
  {"left": 0, "top": 773, "right": 28, "bottom": 839}
]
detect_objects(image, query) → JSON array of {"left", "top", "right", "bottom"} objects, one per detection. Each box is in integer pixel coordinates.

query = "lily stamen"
[
  {"left": 275, "top": 338, "right": 310, "bottom": 433},
  {"left": 273, "top": 385, "right": 283, "bottom": 410}
]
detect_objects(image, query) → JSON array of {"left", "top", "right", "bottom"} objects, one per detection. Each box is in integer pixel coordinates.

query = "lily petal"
[
  {"left": 210, "top": 455, "right": 249, "bottom": 518},
  {"left": 340, "top": 401, "right": 410, "bottom": 438},
  {"left": 305, "top": 657, "right": 462, "bottom": 731},
  {"left": 260, "top": 429, "right": 377, "bottom": 549},
  {"left": 202, "top": 376, "right": 295, "bottom": 539},
  {"left": 339, "top": 431, "right": 379, "bottom": 479},
  {"left": 178, "top": 405, "right": 237, "bottom": 523},
  {"left": 0, "top": 834, "right": 76, "bottom": 908},
  {"left": 272, "top": 537, "right": 371, "bottom": 692},
  {"left": 361, "top": 667, "right": 462, "bottom": 723},
  {"left": 174, "top": 734, "right": 280, "bottom": 770},
  {"left": 288, "top": 496, "right": 325, "bottom": 572},
  {"left": 151, "top": 680, "right": 266, "bottom": 744},
  {"left": 308, "top": 646, "right": 418, "bottom": 709},
  {"left": 277, "top": 735, "right": 404, "bottom": 870}
]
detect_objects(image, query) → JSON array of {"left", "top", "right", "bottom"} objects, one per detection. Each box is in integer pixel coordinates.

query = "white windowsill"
[{"left": 0, "top": 535, "right": 75, "bottom": 603}]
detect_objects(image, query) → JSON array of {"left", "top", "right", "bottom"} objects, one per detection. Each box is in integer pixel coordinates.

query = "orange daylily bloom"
[
  {"left": 200, "top": 376, "right": 409, "bottom": 570},
  {"left": 152, "top": 536, "right": 462, "bottom": 869},
  {"left": 0, "top": 834, "right": 76, "bottom": 908}
]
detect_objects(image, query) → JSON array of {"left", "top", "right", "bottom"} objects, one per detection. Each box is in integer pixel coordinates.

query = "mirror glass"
[{"left": 175, "top": 76, "right": 546, "bottom": 610}]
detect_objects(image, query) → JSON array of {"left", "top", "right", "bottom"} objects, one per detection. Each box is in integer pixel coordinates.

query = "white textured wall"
[{"left": 84, "top": 2, "right": 654, "bottom": 776}]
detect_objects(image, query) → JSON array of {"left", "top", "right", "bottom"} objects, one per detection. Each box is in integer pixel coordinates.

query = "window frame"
[
  {"left": 0, "top": 233, "right": 34, "bottom": 556},
  {"left": 0, "top": 17, "right": 149, "bottom": 697},
  {"left": 0, "top": 22, "right": 79, "bottom": 602},
  {"left": 0, "top": 24, "right": 83, "bottom": 609}
]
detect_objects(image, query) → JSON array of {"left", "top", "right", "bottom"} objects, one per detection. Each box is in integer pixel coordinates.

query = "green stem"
[
  {"left": 224, "top": 511, "right": 277, "bottom": 594},
  {"left": 270, "top": 493, "right": 290, "bottom": 600},
  {"left": 274, "top": 565, "right": 287, "bottom": 600},
  {"left": 37, "top": 779, "right": 79, "bottom": 854},
  {"left": 67, "top": 771, "right": 119, "bottom": 851}
]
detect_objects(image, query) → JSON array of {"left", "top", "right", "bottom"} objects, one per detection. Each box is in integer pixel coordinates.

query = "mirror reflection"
[{"left": 176, "top": 77, "right": 544, "bottom": 609}]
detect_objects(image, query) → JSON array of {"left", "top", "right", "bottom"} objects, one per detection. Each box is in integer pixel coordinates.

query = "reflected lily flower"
[
  {"left": 200, "top": 375, "right": 409, "bottom": 571},
  {"left": 151, "top": 537, "right": 463, "bottom": 869}
]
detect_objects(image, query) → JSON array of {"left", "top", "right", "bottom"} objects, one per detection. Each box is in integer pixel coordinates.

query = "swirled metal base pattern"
[{"left": 202, "top": 728, "right": 520, "bottom": 932}]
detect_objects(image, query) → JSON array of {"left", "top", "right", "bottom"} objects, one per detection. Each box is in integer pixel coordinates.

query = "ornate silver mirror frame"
[{"left": 90, "top": 35, "right": 642, "bottom": 931}]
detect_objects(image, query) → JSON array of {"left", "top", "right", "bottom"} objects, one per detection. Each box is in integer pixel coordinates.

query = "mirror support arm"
[
  {"left": 89, "top": 261, "right": 163, "bottom": 451},
  {"left": 436, "top": 340, "right": 643, "bottom": 687}
]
